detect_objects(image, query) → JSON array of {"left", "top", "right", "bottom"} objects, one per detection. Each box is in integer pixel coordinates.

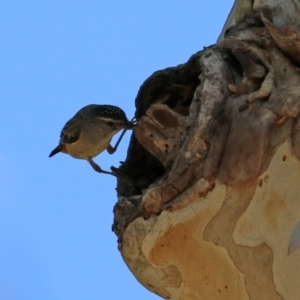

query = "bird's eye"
[
  {"left": 68, "top": 132, "right": 80, "bottom": 143},
  {"left": 106, "top": 121, "right": 115, "bottom": 127}
]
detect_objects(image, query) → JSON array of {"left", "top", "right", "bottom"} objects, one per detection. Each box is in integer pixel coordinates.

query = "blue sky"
[{"left": 0, "top": 1, "right": 233, "bottom": 299}]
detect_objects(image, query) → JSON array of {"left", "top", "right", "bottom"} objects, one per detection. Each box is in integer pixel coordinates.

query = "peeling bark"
[{"left": 112, "top": 1, "right": 300, "bottom": 299}]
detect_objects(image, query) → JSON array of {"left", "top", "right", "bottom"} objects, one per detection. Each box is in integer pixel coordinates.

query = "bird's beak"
[{"left": 49, "top": 144, "right": 64, "bottom": 157}]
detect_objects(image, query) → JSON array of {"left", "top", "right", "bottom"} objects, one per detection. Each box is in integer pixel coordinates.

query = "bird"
[{"left": 49, "top": 104, "right": 135, "bottom": 175}]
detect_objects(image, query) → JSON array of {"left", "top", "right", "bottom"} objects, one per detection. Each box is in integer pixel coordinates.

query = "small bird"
[{"left": 49, "top": 104, "right": 135, "bottom": 175}]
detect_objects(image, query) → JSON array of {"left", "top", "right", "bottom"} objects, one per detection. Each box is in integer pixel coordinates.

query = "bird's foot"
[{"left": 87, "top": 158, "right": 114, "bottom": 175}]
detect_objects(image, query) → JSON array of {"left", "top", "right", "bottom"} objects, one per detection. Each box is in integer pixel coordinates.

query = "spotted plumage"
[{"left": 49, "top": 104, "right": 135, "bottom": 175}]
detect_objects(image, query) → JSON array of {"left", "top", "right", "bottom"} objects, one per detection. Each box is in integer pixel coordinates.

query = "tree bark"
[{"left": 113, "top": 1, "right": 300, "bottom": 299}]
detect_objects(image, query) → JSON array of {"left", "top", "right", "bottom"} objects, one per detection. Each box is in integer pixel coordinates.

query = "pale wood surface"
[{"left": 113, "top": 1, "right": 300, "bottom": 298}]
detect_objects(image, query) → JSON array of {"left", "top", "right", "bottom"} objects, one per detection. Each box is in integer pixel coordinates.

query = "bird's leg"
[
  {"left": 106, "top": 128, "right": 128, "bottom": 154},
  {"left": 107, "top": 118, "right": 137, "bottom": 154},
  {"left": 87, "top": 158, "right": 114, "bottom": 175}
]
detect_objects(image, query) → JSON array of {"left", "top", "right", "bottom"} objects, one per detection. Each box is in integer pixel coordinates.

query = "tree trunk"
[{"left": 113, "top": 0, "right": 300, "bottom": 299}]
